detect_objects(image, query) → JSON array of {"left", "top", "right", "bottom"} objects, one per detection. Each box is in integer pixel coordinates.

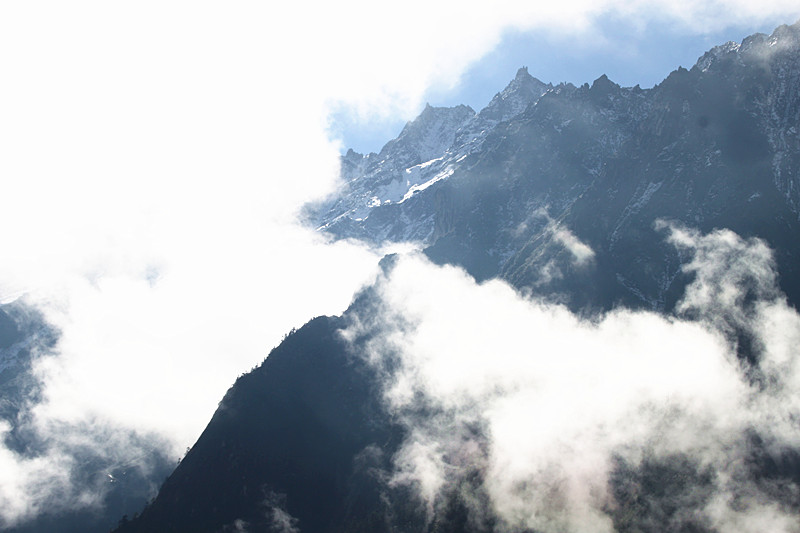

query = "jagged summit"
[
  {"left": 479, "top": 65, "right": 552, "bottom": 122},
  {"left": 694, "top": 19, "right": 800, "bottom": 72},
  {"left": 310, "top": 20, "right": 800, "bottom": 305},
  {"left": 588, "top": 73, "right": 620, "bottom": 96},
  {"left": 773, "top": 19, "right": 800, "bottom": 41},
  {"left": 397, "top": 102, "right": 476, "bottom": 135},
  {"left": 590, "top": 73, "right": 615, "bottom": 88},
  {"left": 307, "top": 66, "right": 557, "bottom": 241},
  {"left": 378, "top": 103, "right": 475, "bottom": 167},
  {"left": 344, "top": 147, "right": 362, "bottom": 159}
]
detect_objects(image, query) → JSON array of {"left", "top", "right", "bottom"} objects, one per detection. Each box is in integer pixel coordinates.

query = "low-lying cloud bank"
[
  {"left": 346, "top": 225, "right": 800, "bottom": 532},
  {"left": 0, "top": 227, "right": 380, "bottom": 529}
]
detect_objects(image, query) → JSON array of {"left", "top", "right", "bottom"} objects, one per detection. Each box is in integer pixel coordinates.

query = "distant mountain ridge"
[
  {"left": 309, "top": 20, "right": 800, "bottom": 312},
  {"left": 310, "top": 67, "right": 554, "bottom": 244}
]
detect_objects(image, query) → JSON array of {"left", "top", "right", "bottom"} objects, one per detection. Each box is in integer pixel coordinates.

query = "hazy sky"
[
  {"left": 2, "top": 1, "right": 800, "bottom": 528},
  {"left": 333, "top": 17, "right": 798, "bottom": 154}
]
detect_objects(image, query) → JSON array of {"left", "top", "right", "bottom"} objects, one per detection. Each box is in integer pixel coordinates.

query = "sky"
[
  {"left": 1, "top": 0, "right": 800, "bottom": 528},
  {"left": 332, "top": 15, "right": 798, "bottom": 154}
]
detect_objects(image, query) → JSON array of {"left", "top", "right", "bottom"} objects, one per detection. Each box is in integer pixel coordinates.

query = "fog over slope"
[{"left": 348, "top": 226, "right": 800, "bottom": 532}]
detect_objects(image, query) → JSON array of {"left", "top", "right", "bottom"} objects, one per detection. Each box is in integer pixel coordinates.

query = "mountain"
[
  {"left": 113, "top": 313, "right": 406, "bottom": 533},
  {"left": 113, "top": 285, "right": 493, "bottom": 533},
  {"left": 311, "top": 68, "right": 552, "bottom": 245},
  {"left": 116, "top": 21, "right": 800, "bottom": 533},
  {"left": 309, "top": 23, "right": 800, "bottom": 312}
]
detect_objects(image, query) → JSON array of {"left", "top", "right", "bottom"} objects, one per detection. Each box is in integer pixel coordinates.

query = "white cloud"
[
  {"left": 347, "top": 227, "right": 800, "bottom": 531},
  {"left": 1, "top": 0, "right": 800, "bottom": 527},
  {"left": 511, "top": 208, "right": 594, "bottom": 286},
  {"left": 552, "top": 226, "right": 595, "bottom": 266}
]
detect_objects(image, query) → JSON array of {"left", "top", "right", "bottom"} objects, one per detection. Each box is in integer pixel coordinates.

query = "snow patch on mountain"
[{"left": 308, "top": 68, "right": 555, "bottom": 239}]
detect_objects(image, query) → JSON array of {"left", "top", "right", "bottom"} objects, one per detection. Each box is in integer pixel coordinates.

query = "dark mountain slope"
[
  {"left": 114, "top": 314, "right": 408, "bottom": 533},
  {"left": 499, "top": 55, "right": 800, "bottom": 310}
]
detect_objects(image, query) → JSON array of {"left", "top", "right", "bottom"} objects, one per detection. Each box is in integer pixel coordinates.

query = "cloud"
[
  {"left": 346, "top": 227, "right": 800, "bottom": 532},
  {"left": 662, "top": 222, "right": 779, "bottom": 328},
  {"left": 0, "top": 413, "right": 171, "bottom": 528},
  {"left": 552, "top": 226, "right": 595, "bottom": 266},
  {"left": 0, "top": 225, "right": 379, "bottom": 527},
  {"left": 511, "top": 208, "right": 595, "bottom": 287},
  {"left": 1, "top": 0, "right": 800, "bottom": 527}
]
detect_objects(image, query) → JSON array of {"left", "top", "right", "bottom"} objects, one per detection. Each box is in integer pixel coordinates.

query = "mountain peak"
[
  {"left": 772, "top": 19, "right": 800, "bottom": 41},
  {"left": 377, "top": 103, "right": 475, "bottom": 165},
  {"left": 590, "top": 73, "right": 618, "bottom": 91},
  {"left": 694, "top": 41, "right": 741, "bottom": 72},
  {"left": 694, "top": 20, "right": 800, "bottom": 73},
  {"left": 479, "top": 66, "right": 551, "bottom": 122},
  {"left": 409, "top": 103, "right": 474, "bottom": 127}
]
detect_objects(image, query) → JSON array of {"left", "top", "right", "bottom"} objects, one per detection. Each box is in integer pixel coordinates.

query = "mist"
[{"left": 345, "top": 224, "right": 800, "bottom": 532}]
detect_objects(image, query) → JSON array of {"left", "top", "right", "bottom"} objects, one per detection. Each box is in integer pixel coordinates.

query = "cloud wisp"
[{"left": 346, "top": 226, "right": 800, "bottom": 532}]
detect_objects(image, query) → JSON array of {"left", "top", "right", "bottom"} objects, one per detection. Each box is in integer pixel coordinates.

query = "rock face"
[
  {"left": 309, "top": 21, "right": 800, "bottom": 312},
  {"left": 309, "top": 68, "right": 552, "bottom": 245},
  {"left": 117, "top": 21, "right": 800, "bottom": 533}
]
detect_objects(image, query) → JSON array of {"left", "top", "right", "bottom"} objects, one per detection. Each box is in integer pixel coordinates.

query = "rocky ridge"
[{"left": 309, "top": 20, "right": 800, "bottom": 311}]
